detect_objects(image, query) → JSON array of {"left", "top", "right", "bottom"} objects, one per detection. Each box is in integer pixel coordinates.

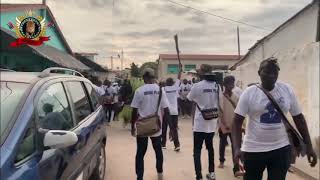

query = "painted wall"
[
  {"left": 0, "top": 51, "right": 57, "bottom": 71},
  {"left": 158, "top": 59, "right": 238, "bottom": 80},
  {"left": 1, "top": 9, "right": 68, "bottom": 52},
  {"left": 231, "top": 3, "right": 319, "bottom": 152}
]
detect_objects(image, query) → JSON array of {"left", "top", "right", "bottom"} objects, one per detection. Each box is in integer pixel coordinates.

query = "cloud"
[
  {"left": 145, "top": 1, "right": 190, "bottom": 16},
  {"left": 188, "top": 14, "right": 207, "bottom": 24},
  {"left": 1, "top": 0, "right": 312, "bottom": 67}
]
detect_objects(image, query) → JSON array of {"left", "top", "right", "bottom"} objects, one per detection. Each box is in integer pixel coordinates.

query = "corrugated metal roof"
[
  {"left": 1, "top": 27, "right": 89, "bottom": 71},
  {"left": 159, "top": 54, "right": 241, "bottom": 61}
]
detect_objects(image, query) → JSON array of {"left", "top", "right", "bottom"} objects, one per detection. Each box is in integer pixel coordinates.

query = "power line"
[{"left": 166, "top": 0, "right": 272, "bottom": 32}]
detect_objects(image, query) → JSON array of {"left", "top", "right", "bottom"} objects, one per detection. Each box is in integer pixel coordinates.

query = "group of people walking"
[{"left": 91, "top": 57, "right": 318, "bottom": 180}]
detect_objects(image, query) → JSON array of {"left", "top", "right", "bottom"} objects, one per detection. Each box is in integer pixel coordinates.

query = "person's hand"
[
  {"left": 225, "top": 126, "right": 231, "bottom": 131},
  {"left": 234, "top": 148, "right": 244, "bottom": 164},
  {"left": 307, "top": 145, "right": 317, "bottom": 167},
  {"left": 131, "top": 128, "right": 136, "bottom": 137}
]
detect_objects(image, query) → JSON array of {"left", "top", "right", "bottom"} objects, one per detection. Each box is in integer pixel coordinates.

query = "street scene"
[{"left": 0, "top": 0, "right": 320, "bottom": 180}]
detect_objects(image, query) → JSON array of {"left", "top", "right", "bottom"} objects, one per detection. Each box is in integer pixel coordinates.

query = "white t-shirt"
[
  {"left": 180, "top": 83, "right": 191, "bottom": 100},
  {"left": 164, "top": 80, "right": 181, "bottom": 115},
  {"left": 102, "top": 86, "right": 116, "bottom": 96},
  {"left": 235, "top": 82, "right": 302, "bottom": 152},
  {"left": 93, "top": 85, "right": 105, "bottom": 96},
  {"left": 131, "top": 83, "right": 169, "bottom": 137},
  {"left": 233, "top": 86, "right": 243, "bottom": 97},
  {"left": 187, "top": 80, "right": 221, "bottom": 133}
]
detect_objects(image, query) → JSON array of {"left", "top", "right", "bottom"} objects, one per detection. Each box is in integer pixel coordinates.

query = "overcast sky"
[{"left": 3, "top": 0, "right": 312, "bottom": 68}]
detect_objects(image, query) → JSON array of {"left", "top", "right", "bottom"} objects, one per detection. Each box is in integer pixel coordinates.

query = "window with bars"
[
  {"left": 167, "top": 64, "right": 178, "bottom": 74},
  {"left": 184, "top": 64, "right": 196, "bottom": 71}
]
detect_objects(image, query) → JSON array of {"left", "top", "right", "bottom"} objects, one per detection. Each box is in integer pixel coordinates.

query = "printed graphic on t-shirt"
[
  {"left": 260, "top": 97, "right": 284, "bottom": 124},
  {"left": 166, "top": 90, "right": 177, "bottom": 93},
  {"left": 144, "top": 91, "right": 159, "bottom": 95}
]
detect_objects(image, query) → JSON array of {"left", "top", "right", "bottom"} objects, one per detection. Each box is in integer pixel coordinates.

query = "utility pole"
[
  {"left": 121, "top": 49, "right": 124, "bottom": 71},
  {"left": 237, "top": 26, "right": 241, "bottom": 59},
  {"left": 110, "top": 56, "right": 113, "bottom": 70}
]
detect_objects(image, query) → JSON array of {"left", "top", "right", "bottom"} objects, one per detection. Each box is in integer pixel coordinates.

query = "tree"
[
  {"left": 139, "top": 61, "right": 158, "bottom": 78},
  {"left": 130, "top": 63, "right": 140, "bottom": 77}
]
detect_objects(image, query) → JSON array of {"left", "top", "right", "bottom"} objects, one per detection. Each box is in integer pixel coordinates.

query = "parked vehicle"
[{"left": 0, "top": 68, "right": 107, "bottom": 180}]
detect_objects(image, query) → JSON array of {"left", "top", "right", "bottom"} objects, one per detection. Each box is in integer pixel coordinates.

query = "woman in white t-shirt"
[{"left": 232, "top": 57, "right": 317, "bottom": 180}]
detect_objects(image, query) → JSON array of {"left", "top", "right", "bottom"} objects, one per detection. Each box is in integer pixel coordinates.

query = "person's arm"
[
  {"left": 131, "top": 108, "right": 138, "bottom": 136},
  {"left": 288, "top": 85, "right": 317, "bottom": 167},
  {"left": 232, "top": 113, "right": 245, "bottom": 162},
  {"left": 130, "top": 89, "right": 141, "bottom": 136},
  {"left": 292, "top": 114, "right": 317, "bottom": 167}
]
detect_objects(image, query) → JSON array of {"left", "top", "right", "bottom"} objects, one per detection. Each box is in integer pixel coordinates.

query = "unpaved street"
[{"left": 105, "top": 118, "right": 304, "bottom": 180}]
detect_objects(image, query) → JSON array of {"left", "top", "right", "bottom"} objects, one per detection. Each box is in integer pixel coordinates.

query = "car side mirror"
[{"left": 43, "top": 130, "right": 78, "bottom": 149}]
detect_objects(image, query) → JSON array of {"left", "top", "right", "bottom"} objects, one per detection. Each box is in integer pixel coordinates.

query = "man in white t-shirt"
[
  {"left": 162, "top": 66, "right": 182, "bottom": 151},
  {"left": 179, "top": 79, "right": 192, "bottom": 118},
  {"left": 131, "top": 68, "right": 170, "bottom": 180},
  {"left": 232, "top": 57, "right": 317, "bottom": 180},
  {"left": 102, "top": 80, "right": 116, "bottom": 125},
  {"left": 187, "top": 64, "right": 221, "bottom": 180}
]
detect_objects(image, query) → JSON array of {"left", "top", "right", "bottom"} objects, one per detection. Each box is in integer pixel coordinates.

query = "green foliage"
[
  {"left": 140, "top": 61, "right": 158, "bottom": 77},
  {"left": 130, "top": 63, "right": 140, "bottom": 77}
]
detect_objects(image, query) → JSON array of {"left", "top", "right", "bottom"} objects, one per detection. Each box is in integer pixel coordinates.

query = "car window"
[
  {"left": 37, "top": 83, "right": 73, "bottom": 130},
  {"left": 85, "top": 82, "right": 100, "bottom": 110},
  {"left": 1, "top": 82, "right": 29, "bottom": 140},
  {"left": 65, "top": 81, "right": 92, "bottom": 123},
  {"left": 15, "top": 120, "right": 36, "bottom": 163}
]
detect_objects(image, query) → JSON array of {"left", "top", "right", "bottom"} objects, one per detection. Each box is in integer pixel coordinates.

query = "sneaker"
[
  {"left": 218, "top": 162, "right": 224, "bottom": 168},
  {"left": 174, "top": 146, "right": 180, "bottom": 152},
  {"left": 234, "top": 170, "right": 245, "bottom": 177},
  {"left": 206, "top": 172, "right": 216, "bottom": 180},
  {"left": 158, "top": 173, "right": 163, "bottom": 180}
]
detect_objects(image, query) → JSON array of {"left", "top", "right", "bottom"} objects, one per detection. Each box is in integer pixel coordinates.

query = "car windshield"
[{"left": 1, "top": 82, "right": 29, "bottom": 138}]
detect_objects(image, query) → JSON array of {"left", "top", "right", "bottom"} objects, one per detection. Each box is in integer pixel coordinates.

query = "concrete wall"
[
  {"left": 159, "top": 59, "right": 238, "bottom": 80},
  {"left": 231, "top": 2, "right": 319, "bottom": 151}
]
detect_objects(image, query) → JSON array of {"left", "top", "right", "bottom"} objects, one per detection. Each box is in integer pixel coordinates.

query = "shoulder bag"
[
  {"left": 136, "top": 87, "right": 162, "bottom": 137},
  {"left": 256, "top": 84, "right": 306, "bottom": 157}
]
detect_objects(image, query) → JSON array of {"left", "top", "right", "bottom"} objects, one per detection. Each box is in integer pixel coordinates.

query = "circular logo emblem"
[{"left": 19, "top": 17, "right": 41, "bottom": 39}]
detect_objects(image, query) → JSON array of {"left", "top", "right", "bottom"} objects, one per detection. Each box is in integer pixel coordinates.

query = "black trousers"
[
  {"left": 219, "top": 131, "right": 233, "bottom": 163},
  {"left": 162, "top": 115, "right": 180, "bottom": 148},
  {"left": 243, "top": 145, "right": 291, "bottom": 180},
  {"left": 104, "top": 104, "right": 113, "bottom": 122},
  {"left": 180, "top": 99, "right": 189, "bottom": 116},
  {"left": 136, "top": 136, "right": 163, "bottom": 180},
  {"left": 193, "top": 132, "right": 215, "bottom": 179}
]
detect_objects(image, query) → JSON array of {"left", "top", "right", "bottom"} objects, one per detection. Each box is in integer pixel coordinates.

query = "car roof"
[
  {"left": 0, "top": 72, "right": 88, "bottom": 84},
  {"left": 0, "top": 72, "right": 41, "bottom": 83}
]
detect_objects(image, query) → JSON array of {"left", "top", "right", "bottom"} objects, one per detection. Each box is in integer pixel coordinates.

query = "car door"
[
  {"left": 62, "top": 81, "right": 103, "bottom": 180},
  {"left": 36, "top": 82, "right": 80, "bottom": 180}
]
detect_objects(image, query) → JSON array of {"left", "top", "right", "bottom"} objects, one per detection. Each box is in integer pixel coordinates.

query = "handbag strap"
[
  {"left": 223, "top": 93, "right": 237, "bottom": 109},
  {"left": 255, "top": 84, "right": 303, "bottom": 139},
  {"left": 156, "top": 86, "right": 162, "bottom": 113}
]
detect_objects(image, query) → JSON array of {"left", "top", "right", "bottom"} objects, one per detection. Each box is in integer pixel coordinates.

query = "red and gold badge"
[{"left": 10, "top": 10, "right": 50, "bottom": 47}]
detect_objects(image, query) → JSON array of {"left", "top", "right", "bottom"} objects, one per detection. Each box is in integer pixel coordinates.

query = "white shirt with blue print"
[{"left": 235, "top": 81, "right": 302, "bottom": 152}]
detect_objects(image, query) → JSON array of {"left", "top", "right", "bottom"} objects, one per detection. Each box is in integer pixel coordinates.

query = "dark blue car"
[{"left": 1, "top": 69, "right": 107, "bottom": 180}]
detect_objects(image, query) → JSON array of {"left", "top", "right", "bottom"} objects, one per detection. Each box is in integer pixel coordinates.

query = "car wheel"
[{"left": 90, "top": 144, "right": 106, "bottom": 180}]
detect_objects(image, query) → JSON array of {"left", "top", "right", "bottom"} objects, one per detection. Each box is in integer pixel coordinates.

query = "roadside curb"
[{"left": 291, "top": 166, "right": 319, "bottom": 180}]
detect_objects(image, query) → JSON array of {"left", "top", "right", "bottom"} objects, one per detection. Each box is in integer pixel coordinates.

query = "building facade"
[{"left": 157, "top": 54, "right": 240, "bottom": 80}]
